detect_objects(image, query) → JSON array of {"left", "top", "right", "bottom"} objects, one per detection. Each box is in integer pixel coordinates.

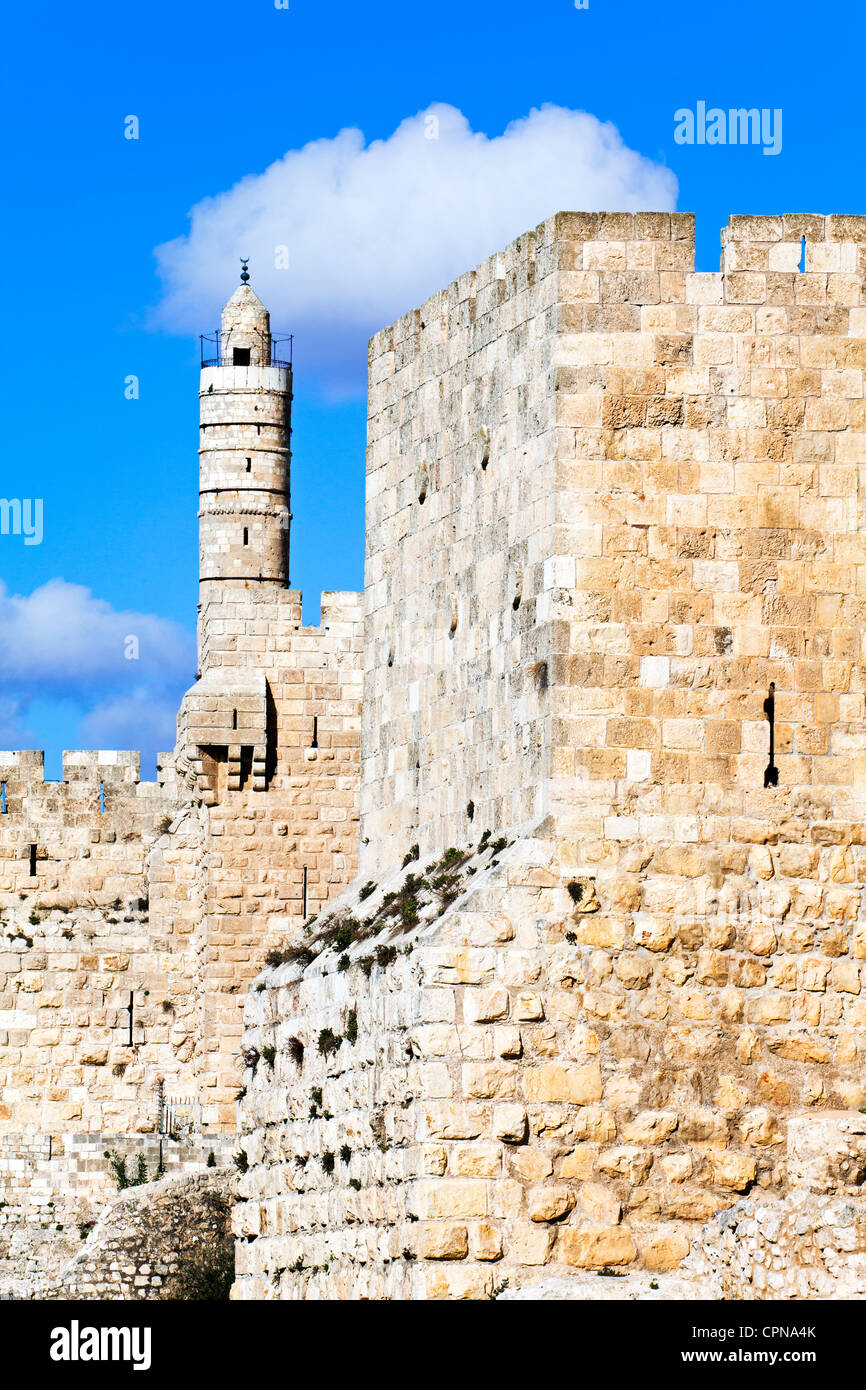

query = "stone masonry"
[
  {"left": 4, "top": 212, "right": 866, "bottom": 1298},
  {"left": 234, "top": 211, "right": 866, "bottom": 1299}
]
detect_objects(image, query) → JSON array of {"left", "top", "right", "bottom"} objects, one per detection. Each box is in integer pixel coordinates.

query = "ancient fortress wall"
[
  {"left": 235, "top": 211, "right": 866, "bottom": 1299},
  {"left": 363, "top": 229, "right": 561, "bottom": 871},
  {"left": 179, "top": 588, "right": 363, "bottom": 1124},
  {"left": 0, "top": 749, "right": 194, "bottom": 1137}
]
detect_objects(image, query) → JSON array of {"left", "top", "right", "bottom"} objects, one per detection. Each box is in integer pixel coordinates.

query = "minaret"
[{"left": 198, "top": 261, "right": 292, "bottom": 601}]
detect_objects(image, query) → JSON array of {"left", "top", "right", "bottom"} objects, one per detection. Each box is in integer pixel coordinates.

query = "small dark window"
[
  {"left": 233, "top": 347, "right": 251, "bottom": 366},
  {"left": 311, "top": 716, "right": 318, "bottom": 749},
  {"left": 29, "top": 843, "right": 37, "bottom": 876},
  {"left": 246, "top": 458, "right": 252, "bottom": 473},
  {"left": 232, "top": 709, "right": 237, "bottom": 730},
  {"left": 243, "top": 527, "right": 249, "bottom": 546},
  {"left": 302, "top": 866, "right": 308, "bottom": 918}
]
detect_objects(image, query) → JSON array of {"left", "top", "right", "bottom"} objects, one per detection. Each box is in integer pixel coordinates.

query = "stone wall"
[
  {"left": 498, "top": 1112, "right": 866, "bottom": 1300},
  {"left": 0, "top": 1132, "right": 235, "bottom": 1298},
  {"left": 178, "top": 588, "right": 363, "bottom": 1123},
  {"left": 225, "top": 211, "right": 862, "bottom": 1298},
  {"left": 363, "top": 210, "right": 866, "bottom": 871},
  {"left": 364, "top": 228, "right": 560, "bottom": 872},
  {"left": 36, "top": 1170, "right": 236, "bottom": 1301},
  {"left": 0, "top": 750, "right": 198, "bottom": 1135},
  {"left": 233, "top": 821, "right": 866, "bottom": 1299}
]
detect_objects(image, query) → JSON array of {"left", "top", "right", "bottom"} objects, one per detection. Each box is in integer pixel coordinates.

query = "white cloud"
[
  {"left": 0, "top": 695, "right": 35, "bottom": 749},
  {"left": 154, "top": 103, "right": 677, "bottom": 395},
  {"left": 0, "top": 579, "right": 194, "bottom": 695},
  {"left": 0, "top": 579, "right": 194, "bottom": 765},
  {"left": 78, "top": 689, "right": 183, "bottom": 758}
]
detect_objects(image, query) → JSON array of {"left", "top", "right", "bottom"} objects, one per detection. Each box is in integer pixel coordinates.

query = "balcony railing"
[{"left": 200, "top": 329, "right": 293, "bottom": 370}]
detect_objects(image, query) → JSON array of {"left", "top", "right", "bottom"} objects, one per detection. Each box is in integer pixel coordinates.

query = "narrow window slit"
[
  {"left": 243, "top": 527, "right": 249, "bottom": 546},
  {"left": 246, "top": 458, "right": 252, "bottom": 473},
  {"left": 798, "top": 236, "right": 806, "bottom": 273},
  {"left": 763, "top": 682, "right": 779, "bottom": 787},
  {"left": 302, "top": 866, "right": 308, "bottom": 918},
  {"left": 0, "top": 782, "right": 6, "bottom": 813},
  {"left": 99, "top": 780, "right": 106, "bottom": 814},
  {"left": 311, "top": 716, "right": 318, "bottom": 749},
  {"left": 29, "top": 843, "right": 37, "bottom": 876}
]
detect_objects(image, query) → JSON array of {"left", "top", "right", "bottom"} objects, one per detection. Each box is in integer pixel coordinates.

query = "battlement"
[
  {"left": 0, "top": 749, "right": 171, "bottom": 794},
  {"left": 369, "top": 212, "right": 866, "bottom": 385}
]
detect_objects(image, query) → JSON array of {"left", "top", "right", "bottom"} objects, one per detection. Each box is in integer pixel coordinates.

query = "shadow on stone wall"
[{"left": 37, "top": 1171, "right": 236, "bottom": 1301}]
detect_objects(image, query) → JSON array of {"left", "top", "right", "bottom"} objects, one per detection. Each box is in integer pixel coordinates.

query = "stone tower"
[
  {"left": 198, "top": 269, "right": 293, "bottom": 601},
  {"left": 182, "top": 270, "right": 295, "bottom": 799}
]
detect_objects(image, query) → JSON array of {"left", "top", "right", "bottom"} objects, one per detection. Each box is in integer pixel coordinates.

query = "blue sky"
[{"left": 1, "top": 0, "right": 863, "bottom": 776}]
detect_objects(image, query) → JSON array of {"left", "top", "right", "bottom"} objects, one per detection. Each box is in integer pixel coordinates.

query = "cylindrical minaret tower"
[{"left": 198, "top": 264, "right": 292, "bottom": 600}]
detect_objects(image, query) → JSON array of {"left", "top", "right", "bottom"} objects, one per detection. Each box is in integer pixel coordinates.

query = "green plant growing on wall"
[
  {"left": 103, "top": 1150, "right": 163, "bottom": 1191},
  {"left": 317, "top": 1027, "right": 342, "bottom": 1057},
  {"left": 345, "top": 1009, "right": 358, "bottom": 1045},
  {"left": 330, "top": 918, "right": 360, "bottom": 953}
]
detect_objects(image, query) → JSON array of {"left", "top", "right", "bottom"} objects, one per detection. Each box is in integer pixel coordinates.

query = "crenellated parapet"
[{"left": 0, "top": 749, "right": 176, "bottom": 909}]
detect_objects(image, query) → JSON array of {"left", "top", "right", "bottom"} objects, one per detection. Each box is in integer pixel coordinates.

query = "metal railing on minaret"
[{"left": 200, "top": 328, "right": 293, "bottom": 370}]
